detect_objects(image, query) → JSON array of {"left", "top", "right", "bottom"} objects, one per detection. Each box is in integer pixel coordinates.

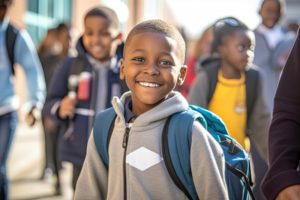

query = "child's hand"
[
  {"left": 59, "top": 96, "right": 76, "bottom": 119},
  {"left": 25, "top": 107, "right": 37, "bottom": 127}
]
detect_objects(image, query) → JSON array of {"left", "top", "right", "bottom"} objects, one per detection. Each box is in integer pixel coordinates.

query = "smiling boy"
[
  {"left": 74, "top": 19, "right": 228, "bottom": 200},
  {"left": 43, "top": 6, "right": 127, "bottom": 192}
]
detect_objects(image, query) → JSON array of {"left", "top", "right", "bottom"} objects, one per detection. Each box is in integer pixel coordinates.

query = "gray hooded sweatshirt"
[{"left": 74, "top": 91, "right": 229, "bottom": 200}]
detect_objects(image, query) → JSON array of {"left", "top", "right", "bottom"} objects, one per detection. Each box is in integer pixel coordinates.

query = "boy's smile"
[{"left": 121, "top": 32, "right": 186, "bottom": 116}]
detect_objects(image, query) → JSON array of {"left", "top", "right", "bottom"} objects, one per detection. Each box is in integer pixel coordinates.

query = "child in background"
[
  {"left": 38, "top": 23, "right": 71, "bottom": 194},
  {"left": 253, "top": 1, "right": 295, "bottom": 198},
  {"left": 0, "top": 0, "right": 45, "bottom": 199},
  {"left": 254, "top": 0, "right": 295, "bottom": 114},
  {"left": 75, "top": 19, "right": 228, "bottom": 199},
  {"left": 188, "top": 16, "right": 270, "bottom": 188},
  {"left": 43, "top": 6, "right": 127, "bottom": 192}
]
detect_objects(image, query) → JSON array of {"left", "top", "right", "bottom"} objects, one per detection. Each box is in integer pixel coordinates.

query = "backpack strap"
[
  {"left": 5, "top": 23, "right": 19, "bottom": 75},
  {"left": 245, "top": 68, "right": 259, "bottom": 125},
  {"left": 93, "top": 107, "right": 116, "bottom": 168},
  {"left": 163, "top": 106, "right": 256, "bottom": 200},
  {"left": 226, "top": 163, "right": 255, "bottom": 200},
  {"left": 162, "top": 109, "right": 203, "bottom": 200},
  {"left": 204, "top": 62, "right": 219, "bottom": 104},
  {"left": 162, "top": 107, "right": 229, "bottom": 200}
]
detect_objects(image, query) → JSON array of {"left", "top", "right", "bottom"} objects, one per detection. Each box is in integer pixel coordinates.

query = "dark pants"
[
  {"left": 250, "top": 142, "right": 268, "bottom": 200},
  {"left": 0, "top": 112, "right": 17, "bottom": 200},
  {"left": 72, "top": 164, "right": 82, "bottom": 191},
  {"left": 42, "top": 116, "right": 60, "bottom": 176}
]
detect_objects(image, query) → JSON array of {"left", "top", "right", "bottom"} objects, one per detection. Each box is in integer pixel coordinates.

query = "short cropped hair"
[
  {"left": 0, "top": 0, "right": 12, "bottom": 7},
  {"left": 84, "top": 6, "right": 119, "bottom": 31},
  {"left": 125, "top": 19, "right": 186, "bottom": 63},
  {"left": 56, "top": 23, "right": 69, "bottom": 33}
]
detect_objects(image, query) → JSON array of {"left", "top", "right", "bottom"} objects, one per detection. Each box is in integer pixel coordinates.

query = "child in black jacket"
[{"left": 44, "top": 6, "right": 126, "bottom": 191}]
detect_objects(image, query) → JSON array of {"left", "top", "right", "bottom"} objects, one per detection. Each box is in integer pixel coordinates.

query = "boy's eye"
[
  {"left": 100, "top": 31, "right": 111, "bottom": 37},
  {"left": 237, "top": 44, "right": 253, "bottom": 53},
  {"left": 85, "top": 31, "right": 93, "bottom": 36},
  {"left": 159, "top": 60, "right": 172, "bottom": 67},
  {"left": 237, "top": 45, "right": 249, "bottom": 52},
  {"left": 132, "top": 57, "right": 145, "bottom": 63}
]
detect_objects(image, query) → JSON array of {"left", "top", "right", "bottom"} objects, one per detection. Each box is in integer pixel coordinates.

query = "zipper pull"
[{"left": 122, "top": 127, "right": 130, "bottom": 148}]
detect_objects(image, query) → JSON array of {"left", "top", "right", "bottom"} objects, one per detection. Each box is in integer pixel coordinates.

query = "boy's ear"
[
  {"left": 177, "top": 65, "right": 187, "bottom": 86},
  {"left": 258, "top": 8, "right": 262, "bottom": 17},
  {"left": 120, "top": 58, "right": 125, "bottom": 80}
]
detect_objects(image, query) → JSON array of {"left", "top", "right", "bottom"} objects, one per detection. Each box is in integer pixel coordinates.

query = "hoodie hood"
[
  {"left": 75, "top": 36, "right": 87, "bottom": 59},
  {"left": 111, "top": 91, "right": 189, "bottom": 128}
]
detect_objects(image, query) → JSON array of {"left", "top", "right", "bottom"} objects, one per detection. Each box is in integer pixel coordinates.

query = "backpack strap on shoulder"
[
  {"left": 162, "top": 109, "right": 203, "bottom": 200},
  {"left": 163, "top": 106, "right": 255, "bottom": 200},
  {"left": 204, "top": 61, "right": 219, "bottom": 103},
  {"left": 245, "top": 68, "right": 259, "bottom": 125},
  {"left": 6, "top": 23, "right": 19, "bottom": 75},
  {"left": 93, "top": 107, "right": 116, "bottom": 168}
]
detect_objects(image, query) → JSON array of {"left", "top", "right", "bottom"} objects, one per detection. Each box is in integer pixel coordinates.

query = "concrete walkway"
[{"left": 7, "top": 121, "right": 73, "bottom": 200}]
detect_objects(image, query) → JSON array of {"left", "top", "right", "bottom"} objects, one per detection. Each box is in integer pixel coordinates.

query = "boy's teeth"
[{"left": 139, "top": 82, "right": 159, "bottom": 87}]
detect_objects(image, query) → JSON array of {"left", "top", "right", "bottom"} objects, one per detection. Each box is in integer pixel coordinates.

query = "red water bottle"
[{"left": 77, "top": 72, "right": 91, "bottom": 101}]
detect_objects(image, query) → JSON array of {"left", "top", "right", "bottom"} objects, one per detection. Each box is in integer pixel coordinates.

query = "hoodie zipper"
[{"left": 122, "top": 127, "right": 130, "bottom": 200}]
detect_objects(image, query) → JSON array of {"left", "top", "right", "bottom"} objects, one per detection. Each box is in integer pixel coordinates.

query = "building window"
[{"left": 26, "top": 0, "right": 72, "bottom": 45}]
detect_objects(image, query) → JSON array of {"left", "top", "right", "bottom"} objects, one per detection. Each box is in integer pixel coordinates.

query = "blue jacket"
[
  {"left": 44, "top": 37, "right": 127, "bottom": 166},
  {"left": 0, "top": 17, "right": 45, "bottom": 115}
]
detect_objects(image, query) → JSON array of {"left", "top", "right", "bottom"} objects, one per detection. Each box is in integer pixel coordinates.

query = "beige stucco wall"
[
  {"left": 72, "top": 0, "right": 102, "bottom": 39},
  {"left": 6, "top": 0, "right": 27, "bottom": 28}
]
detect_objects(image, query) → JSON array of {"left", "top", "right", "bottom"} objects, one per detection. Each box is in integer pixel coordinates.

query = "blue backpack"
[{"left": 93, "top": 105, "right": 255, "bottom": 200}]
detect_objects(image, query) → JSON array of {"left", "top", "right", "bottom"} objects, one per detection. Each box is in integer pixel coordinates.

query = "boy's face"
[
  {"left": 259, "top": 0, "right": 281, "bottom": 29},
  {"left": 219, "top": 30, "right": 255, "bottom": 72},
  {"left": 120, "top": 32, "right": 186, "bottom": 115},
  {"left": 83, "top": 16, "right": 121, "bottom": 62}
]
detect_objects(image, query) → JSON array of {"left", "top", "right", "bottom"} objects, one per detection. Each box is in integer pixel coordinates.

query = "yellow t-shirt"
[{"left": 208, "top": 71, "right": 249, "bottom": 151}]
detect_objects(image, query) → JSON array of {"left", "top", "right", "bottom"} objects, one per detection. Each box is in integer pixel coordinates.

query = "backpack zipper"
[{"left": 122, "top": 127, "right": 130, "bottom": 200}]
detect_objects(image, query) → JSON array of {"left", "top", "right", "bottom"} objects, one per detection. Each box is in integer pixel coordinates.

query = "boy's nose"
[
  {"left": 91, "top": 35, "right": 101, "bottom": 43},
  {"left": 144, "top": 63, "right": 159, "bottom": 75}
]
